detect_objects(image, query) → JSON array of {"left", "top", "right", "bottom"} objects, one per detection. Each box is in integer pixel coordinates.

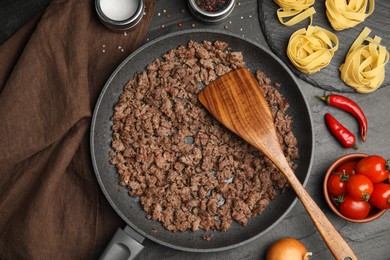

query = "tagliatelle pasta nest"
[
  {"left": 325, "top": 0, "right": 375, "bottom": 31},
  {"left": 286, "top": 25, "right": 339, "bottom": 74},
  {"left": 339, "top": 27, "right": 389, "bottom": 93},
  {"left": 274, "top": 0, "right": 316, "bottom": 26}
]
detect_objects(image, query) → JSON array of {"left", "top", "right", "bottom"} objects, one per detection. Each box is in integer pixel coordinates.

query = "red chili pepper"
[
  {"left": 325, "top": 113, "right": 359, "bottom": 149},
  {"left": 317, "top": 94, "right": 368, "bottom": 142}
]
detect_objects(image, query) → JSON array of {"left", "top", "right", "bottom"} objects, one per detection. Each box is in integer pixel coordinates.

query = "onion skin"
[{"left": 266, "top": 238, "right": 311, "bottom": 260}]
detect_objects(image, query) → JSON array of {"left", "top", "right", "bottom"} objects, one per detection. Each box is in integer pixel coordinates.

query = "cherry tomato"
[
  {"left": 369, "top": 183, "right": 390, "bottom": 209},
  {"left": 327, "top": 172, "right": 349, "bottom": 197},
  {"left": 347, "top": 174, "right": 373, "bottom": 201},
  {"left": 356, "top": 155, "right": 390, "bottom": 183},
  {"left": 339, "top": 195, "right": 371, "bottom": 219},
  {"left": 337, "top": 161, "right": 357, "bottom": 175}
]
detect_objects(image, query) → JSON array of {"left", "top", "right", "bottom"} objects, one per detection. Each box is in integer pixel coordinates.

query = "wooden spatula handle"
[{"left": 272, "top": 155, "right": 357, "bottom": 260}]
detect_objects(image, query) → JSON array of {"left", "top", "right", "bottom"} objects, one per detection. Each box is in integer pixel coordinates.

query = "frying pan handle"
[{"left": 99, "top": 225, "right": 145, "bottom": 260}]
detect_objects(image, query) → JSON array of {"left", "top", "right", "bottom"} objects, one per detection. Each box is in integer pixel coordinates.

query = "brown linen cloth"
[{"left": 0, "top": 0, "right": 156, "bottom": 259}]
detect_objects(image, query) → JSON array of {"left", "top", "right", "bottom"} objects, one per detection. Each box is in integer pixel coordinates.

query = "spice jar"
[
  {"left": 95, "top": 0, "right": 144, "bottom": 32},
  {"left": 187, "top": 0, "right": 236, "bottom": 24}
]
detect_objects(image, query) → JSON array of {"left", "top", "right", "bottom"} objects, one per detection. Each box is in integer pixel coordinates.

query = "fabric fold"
[{"left": 0, "top": 0, "right": 156, "bottom": 258}]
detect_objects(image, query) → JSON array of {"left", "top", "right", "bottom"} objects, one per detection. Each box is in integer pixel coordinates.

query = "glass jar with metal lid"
[
  {"left": 95, "top": 0, "right": 144, "bottom": 32},
  {"left": 187, "top": 0, "right": 236, "bottom": 24}
]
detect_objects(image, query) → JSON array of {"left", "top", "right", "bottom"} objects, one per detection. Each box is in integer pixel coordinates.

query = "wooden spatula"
[{"left": 198, "top": 67, "right": 357, "bottom": 260}]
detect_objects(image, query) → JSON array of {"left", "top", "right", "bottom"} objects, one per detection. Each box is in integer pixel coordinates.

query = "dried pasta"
[
  {"left": 287, "top": 26, "right": 339, "bottom": 74},
  {"left": 274, "top": 0, "right": 316, "bottom": 26},
  {"left": 339, "top": 27, "right": 389, "bottom": 93},
  {"left": 325, "top": 0, "right": 375, "bottom": 31}
]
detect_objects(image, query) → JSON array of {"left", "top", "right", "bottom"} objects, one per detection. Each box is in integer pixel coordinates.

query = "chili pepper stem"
[
  {"left": 352, "top": 143, "right": 359, "bottom": 150},
  {"left": 316, "top": 95, "right": 328, "bottom": 102}
]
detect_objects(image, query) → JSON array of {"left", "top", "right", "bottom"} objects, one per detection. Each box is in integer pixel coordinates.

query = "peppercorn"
[{"left": 195, "top": 0, "right": 229, "bottom": 12}]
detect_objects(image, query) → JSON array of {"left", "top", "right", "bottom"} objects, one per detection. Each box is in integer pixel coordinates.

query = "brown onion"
[{"left": 266, "top": 238, "right": 312, "bottom": 260}]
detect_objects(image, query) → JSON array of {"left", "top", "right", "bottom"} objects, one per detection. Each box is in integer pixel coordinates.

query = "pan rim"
[{"left": 90, "top": 28, "right": 314, "bottom": 253}]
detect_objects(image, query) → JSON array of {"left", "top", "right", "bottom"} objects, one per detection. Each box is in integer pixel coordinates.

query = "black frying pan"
[{"left": 90, "top": 29, "right": 314, "bottom": 256}]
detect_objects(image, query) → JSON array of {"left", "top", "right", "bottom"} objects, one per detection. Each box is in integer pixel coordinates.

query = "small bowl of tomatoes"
[{"left": 323, "top": 153, "right": 390, "bottom": 223}]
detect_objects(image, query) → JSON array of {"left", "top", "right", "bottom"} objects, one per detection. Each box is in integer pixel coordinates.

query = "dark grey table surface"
[{"left": 2, "top": 1, "right": 390, "bottom": 259}]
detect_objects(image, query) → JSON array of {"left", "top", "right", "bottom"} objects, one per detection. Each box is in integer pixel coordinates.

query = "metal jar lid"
[
  {"left": 187, "top": 0, "right": 236, "bottom": 24},
  {"left": 95, "top": 0, "right": 144, "bottom": 32}
]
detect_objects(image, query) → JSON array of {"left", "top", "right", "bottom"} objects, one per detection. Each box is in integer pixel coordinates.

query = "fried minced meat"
[{"left": 109, "top": 40, "right": 298, "bottom": 232}]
